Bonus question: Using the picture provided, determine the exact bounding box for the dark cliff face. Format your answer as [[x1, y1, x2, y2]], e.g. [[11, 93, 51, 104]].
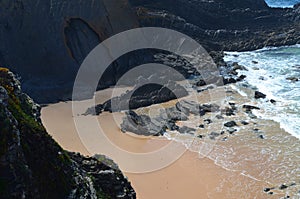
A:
[[0, 0, 299, 103], [0, 0, 139, 103], [130, 0, 300, 51], [0, 68, 136, 199]]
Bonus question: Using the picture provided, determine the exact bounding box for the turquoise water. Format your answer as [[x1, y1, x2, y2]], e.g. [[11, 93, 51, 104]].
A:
[[224, 45, 300, 139], [265, 0, 300, 7]]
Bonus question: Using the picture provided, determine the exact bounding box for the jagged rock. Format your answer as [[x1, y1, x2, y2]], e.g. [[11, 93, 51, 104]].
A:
[[91, 83, 188, 114], [242, 105, 260, 112], [258, 134, 265, 139], [164, 107, 188, 121], [279, 184, 289, 190], [199, 124, 205, 129], [241, 121, 249, 125], [0, 86, 8, 104], [221, 107, 236, 116], [227, 127, 237, 134], [0, 68, 136, 199], [255, 91, 266, 99], [224, 121, 237, 127], [178, 126, 195, 135]]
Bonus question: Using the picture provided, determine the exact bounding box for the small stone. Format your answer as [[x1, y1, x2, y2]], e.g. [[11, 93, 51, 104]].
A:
[[216, 115, 224, 120], [264, 188, 271, 192], [243, 105, 260, 111], [224, 121, 237, 127], [255, 91, 266, 99], [286, 76, 299, 82], [204, 119, 212, 124], [199, 124, 205, 128], [259, 135, 265, 139], [252, 61, 259, 64], [227, 128, 237, 134], [241, 121, 249, 125], [222, 137, 228, 141], [197, 135, 203, 138], [270, 99, 276, 104], [279, 184, 288, 190]]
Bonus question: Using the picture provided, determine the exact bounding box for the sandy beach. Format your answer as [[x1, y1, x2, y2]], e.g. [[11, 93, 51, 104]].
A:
[[41, 86, 300, 199]]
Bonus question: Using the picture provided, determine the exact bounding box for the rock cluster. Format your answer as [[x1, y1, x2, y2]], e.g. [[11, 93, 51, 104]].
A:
[[0, 68, 136, 199]]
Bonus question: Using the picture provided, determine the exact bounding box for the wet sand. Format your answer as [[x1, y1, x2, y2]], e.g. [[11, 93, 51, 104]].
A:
[[41, 86, 299, 199]]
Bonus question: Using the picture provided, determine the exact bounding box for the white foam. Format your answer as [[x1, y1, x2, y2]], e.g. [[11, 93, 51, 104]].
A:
[[225, 45, 300, 139]]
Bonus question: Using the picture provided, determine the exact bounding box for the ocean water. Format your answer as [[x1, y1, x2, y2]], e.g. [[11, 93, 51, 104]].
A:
[[265, 0, 300, 7], [224, 45, 300, 139]]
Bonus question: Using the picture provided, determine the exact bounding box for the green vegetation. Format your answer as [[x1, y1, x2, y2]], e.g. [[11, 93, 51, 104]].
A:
[[0, 68, 74, 198]]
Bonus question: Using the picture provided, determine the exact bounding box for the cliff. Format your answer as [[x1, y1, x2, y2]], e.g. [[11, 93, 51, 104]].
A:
[[0, 67, 136, 199], [130, 0, 300, 53], [0, 0, 139, 103], [0, 0, 299, 103]]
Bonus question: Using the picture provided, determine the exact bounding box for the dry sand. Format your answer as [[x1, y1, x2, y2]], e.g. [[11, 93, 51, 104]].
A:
[[41, 86, 293, 199]]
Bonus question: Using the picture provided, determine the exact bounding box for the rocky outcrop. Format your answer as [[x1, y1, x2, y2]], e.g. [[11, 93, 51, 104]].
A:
[[1, 0, 299, 104], [130, 0, 300, 52], [0, 0, 139, 103], [0, 68, 136, 199]]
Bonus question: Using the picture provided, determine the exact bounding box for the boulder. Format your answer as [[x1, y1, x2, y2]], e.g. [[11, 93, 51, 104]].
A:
[[224, 121, 237, 127], [254, 91, 266, 99]]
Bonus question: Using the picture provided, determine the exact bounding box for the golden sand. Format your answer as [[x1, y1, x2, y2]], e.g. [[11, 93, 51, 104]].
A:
[[41, 86, 299, 198]]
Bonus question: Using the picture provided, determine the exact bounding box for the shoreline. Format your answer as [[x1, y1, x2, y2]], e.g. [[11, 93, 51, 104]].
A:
[[41, 85, 300, 198]]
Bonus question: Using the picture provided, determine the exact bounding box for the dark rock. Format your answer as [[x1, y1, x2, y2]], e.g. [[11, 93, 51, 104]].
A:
[[227, 128, 237, 134], [199, 124, 205, 128], [264, 188, 271, 192], [0, 68, 136, 199], [216, 115, 224, 120], [196, 79, 207, 87], [224, 121, 237, 127], [203, 104, 220, 112], [252, 61, 259, 64], [286, 76, 299, 82], [232, 62, 248, 71], [221, 107, 236, 116], [165, 107, 189, 121], [242, 105, 260, 112], [176, 100, 201, 115], [178, 126, 195, 135], [270, 99, 276, 104], [237, 75, 247, 81], [241, 121, 249, 125], [255, 91, 266, 99], [197, 135, 203, 138], [279, 184, 288, 190], [258, 134, 265, 139], [90, 83, 188, 114]]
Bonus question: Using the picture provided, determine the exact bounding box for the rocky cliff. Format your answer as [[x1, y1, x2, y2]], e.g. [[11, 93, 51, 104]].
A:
[[0, 0, 139, 102], [0, 67, 136, 199], [0, 0, 299, 103], [130, 0, 300, 53]]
